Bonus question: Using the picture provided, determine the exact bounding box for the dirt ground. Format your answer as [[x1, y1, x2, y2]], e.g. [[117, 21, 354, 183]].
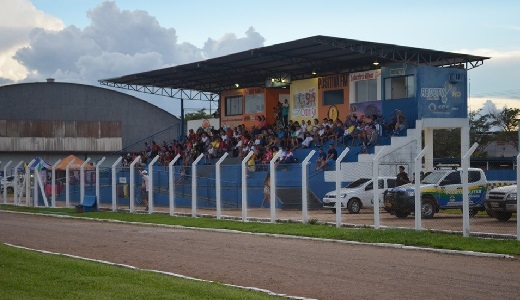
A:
[[2, 212, 520, 299]]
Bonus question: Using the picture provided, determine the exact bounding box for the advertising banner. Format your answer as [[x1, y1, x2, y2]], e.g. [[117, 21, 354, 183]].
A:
[[290, 78, 318, 123]]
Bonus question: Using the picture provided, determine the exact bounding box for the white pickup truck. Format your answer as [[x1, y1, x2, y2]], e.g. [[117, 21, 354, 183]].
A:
[[486, 185, 518, 221], [322, 177, 397, 213], [384, 166, 513, 219]]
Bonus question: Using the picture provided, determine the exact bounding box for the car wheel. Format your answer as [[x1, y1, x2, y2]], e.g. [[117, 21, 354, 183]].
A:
[[331, 208, 336, 214], [6, 187, 14, 194], [421, 199, 435, 219], [469, 208, 479, 217], [395, 211, 409, 218], [494, 212, 513, 222], [485, 208, 495, 217], [347, 199, 361, 214]]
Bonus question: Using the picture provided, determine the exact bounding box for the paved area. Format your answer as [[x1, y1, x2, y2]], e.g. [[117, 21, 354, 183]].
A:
[[2, 212, 520, 299]]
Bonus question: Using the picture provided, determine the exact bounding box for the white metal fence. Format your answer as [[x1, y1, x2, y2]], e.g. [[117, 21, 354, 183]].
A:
[[1, 149, 519, 240]]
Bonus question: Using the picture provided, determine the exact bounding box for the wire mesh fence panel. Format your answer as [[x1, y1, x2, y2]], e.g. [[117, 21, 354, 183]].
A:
[[470, 159, 517, 237], [96, 166, 112, 209], [379, 139, 417, 230]]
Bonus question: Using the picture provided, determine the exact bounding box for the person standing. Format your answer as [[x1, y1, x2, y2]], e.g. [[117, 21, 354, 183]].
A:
[[281, 99, 289, 127], [396, 165, 410, 186], [140, 170, 150, 211], [261, 173, 271, 208]]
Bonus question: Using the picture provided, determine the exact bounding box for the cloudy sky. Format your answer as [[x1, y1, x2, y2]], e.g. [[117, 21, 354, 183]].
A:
[[2, 0, 519, 116]]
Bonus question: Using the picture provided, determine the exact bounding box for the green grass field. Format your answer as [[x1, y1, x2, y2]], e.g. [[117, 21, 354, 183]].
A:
[[2, 205, 520, 299], [0, 244, 282, 299]]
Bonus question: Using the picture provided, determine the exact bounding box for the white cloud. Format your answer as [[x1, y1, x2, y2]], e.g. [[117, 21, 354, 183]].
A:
[[0, 0, 63, 81], [1, 1, 266, 116], [202, 27, 265, 58]]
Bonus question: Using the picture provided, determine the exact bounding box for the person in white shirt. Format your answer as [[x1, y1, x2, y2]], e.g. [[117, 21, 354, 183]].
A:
[[300, 132, 314, 148], [139, 170, 150, 211]]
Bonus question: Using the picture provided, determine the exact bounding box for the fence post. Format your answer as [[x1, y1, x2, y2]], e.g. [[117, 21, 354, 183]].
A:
[[373, 147, 386, 229], [26, 159, 35, 207], [414, 146, 429, 230], [148, 155, 160, 214], [95, 157, 106, 209], [80, 158, 91, 205], [51, 159, 61, 208], [335, 148, 350, 228], [517, 153, 520, 241], [3, 160, 12, 204], [191, 154, 204, 217], [169, 154, 181, 216], [111, 157, 122, 212], [301, 150, 316, 224], [269, 150, 282, 223], [129, 156, 141, 213], [241, 151, 254, 222], [215, 152, 229, 220], [65, 159, 75, 208], [462, 142, 478, 237], [13, 161, 23, 206]]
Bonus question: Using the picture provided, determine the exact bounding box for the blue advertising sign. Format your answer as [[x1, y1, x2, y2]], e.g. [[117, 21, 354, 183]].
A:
[[417, 66, 467, 118]]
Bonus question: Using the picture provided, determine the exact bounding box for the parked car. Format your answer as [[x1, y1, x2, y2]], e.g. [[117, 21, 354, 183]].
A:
[[1, 175, 25, 194], [384, 166, 512, 219], [322, 177, 397, 213], [485, 184, 518, 221]]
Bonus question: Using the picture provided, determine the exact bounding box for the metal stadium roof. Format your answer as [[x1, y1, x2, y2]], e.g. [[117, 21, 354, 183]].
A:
[[99, 35, 489, 99]]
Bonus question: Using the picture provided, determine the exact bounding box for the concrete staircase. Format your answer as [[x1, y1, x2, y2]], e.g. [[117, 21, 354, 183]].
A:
[[324, 128, 419, 182]]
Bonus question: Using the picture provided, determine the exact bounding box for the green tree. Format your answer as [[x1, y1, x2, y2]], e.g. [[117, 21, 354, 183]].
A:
[[491, 108, 520, 150], [468, 108, 495, 157], [183, 109, 213, 122], [432, 128, 461, 158]]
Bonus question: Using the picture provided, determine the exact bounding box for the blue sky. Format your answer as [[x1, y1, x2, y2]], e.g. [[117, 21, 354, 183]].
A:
[[3, 0, 520, 115]]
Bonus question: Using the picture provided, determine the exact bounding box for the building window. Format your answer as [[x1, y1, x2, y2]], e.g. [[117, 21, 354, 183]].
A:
[[225, 96, 243, 116], [323, 89, 344, 105], [244, 94, 264, 114], [385, 75, 415, 100], [353, 78, 377, 103]]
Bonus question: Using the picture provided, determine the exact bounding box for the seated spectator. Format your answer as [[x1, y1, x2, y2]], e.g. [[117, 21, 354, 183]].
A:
[[314, 126, 326, 147], [316, 144, 338, 171], [315, 148, 327, 167], [305, 119, 314, 133], [300, 132, 314, 148], [284, 148, 296, 163], [151, 140, 161, 158], [394, 110, 407, 133]]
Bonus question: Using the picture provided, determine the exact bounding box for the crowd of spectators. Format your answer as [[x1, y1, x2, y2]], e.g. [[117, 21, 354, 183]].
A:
[[122, 110, 406, 172]]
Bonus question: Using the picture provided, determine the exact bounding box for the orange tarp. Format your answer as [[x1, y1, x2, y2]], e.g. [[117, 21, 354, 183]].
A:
[[54, 155, 95, 171]]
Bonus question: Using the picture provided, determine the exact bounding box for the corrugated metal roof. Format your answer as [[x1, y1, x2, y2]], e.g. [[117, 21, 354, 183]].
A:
[[100, 35, 489, 95]]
